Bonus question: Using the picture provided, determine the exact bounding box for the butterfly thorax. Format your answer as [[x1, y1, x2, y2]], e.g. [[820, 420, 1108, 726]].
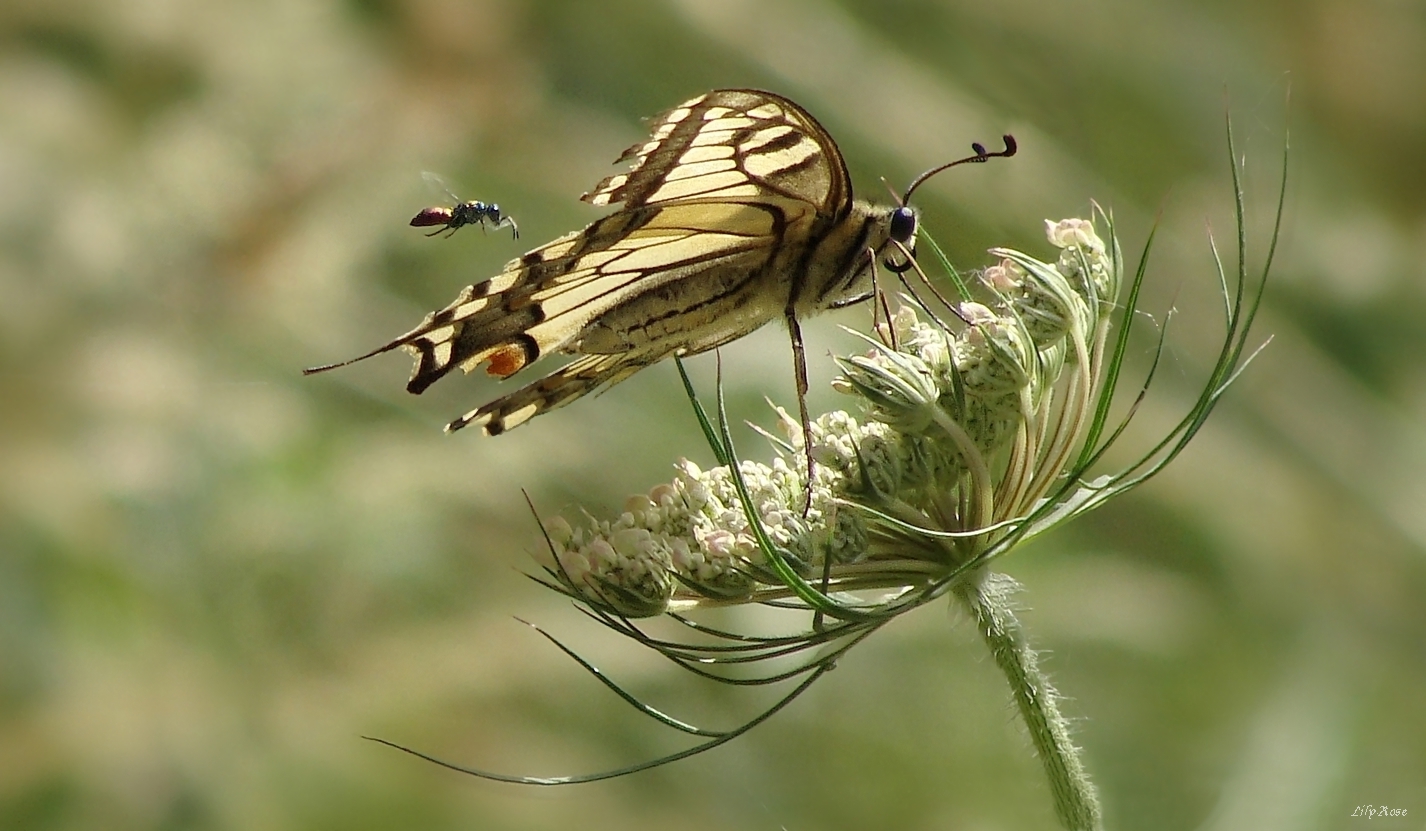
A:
[[792, 199, 916, 315]]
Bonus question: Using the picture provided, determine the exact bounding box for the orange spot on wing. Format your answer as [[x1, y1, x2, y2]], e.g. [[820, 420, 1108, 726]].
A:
[[485, 345, 528, 378]]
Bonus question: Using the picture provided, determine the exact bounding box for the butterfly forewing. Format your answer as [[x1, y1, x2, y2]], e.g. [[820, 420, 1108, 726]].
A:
[[583, 89, 850, 217], [306, 89, 912, 437]]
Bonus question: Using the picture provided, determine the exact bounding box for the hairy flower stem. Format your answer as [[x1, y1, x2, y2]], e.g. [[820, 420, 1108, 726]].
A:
[[956, 571, 1103, 831]]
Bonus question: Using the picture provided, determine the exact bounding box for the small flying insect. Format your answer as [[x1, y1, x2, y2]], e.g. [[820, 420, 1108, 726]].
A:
[[410, 172, 519, 239]]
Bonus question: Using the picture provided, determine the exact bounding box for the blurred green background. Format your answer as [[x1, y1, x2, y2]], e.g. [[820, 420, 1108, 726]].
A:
[[3, 0, 1424, 829]]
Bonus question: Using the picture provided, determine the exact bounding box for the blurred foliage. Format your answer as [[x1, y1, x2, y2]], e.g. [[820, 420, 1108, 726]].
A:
[[1, 0, 1423, 829]]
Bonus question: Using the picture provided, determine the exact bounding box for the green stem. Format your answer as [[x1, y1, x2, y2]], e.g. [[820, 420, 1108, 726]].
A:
[[955, 571, 1103, 831]]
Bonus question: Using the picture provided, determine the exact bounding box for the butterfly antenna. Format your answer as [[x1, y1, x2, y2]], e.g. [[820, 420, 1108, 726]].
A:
[[901, 135, 1017, 205], [879, 176, 904, 207]]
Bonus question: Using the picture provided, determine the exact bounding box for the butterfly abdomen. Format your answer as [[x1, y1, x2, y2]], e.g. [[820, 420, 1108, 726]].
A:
[[573, 259, 773, 355]]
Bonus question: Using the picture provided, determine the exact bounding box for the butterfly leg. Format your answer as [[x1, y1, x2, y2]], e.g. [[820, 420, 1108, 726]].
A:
[[786, 309, 838, 628], [865, 246, 900, 350], [784, 310, 818, 518]]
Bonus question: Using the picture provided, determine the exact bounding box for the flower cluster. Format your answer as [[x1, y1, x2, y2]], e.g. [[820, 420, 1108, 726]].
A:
[[539, 218, 1119, 617]]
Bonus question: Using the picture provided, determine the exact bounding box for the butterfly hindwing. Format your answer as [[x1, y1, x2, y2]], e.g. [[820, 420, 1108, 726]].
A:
[[339, 199, 798, 399], [448, 350, 661, 435]]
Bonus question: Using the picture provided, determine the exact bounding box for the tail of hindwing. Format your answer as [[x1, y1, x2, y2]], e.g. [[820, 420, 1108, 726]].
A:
[[447, 351, 657, 436]]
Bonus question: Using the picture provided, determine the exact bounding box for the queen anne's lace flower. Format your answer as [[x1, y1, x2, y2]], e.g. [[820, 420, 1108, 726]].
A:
[[542, 218, 1118, 616]]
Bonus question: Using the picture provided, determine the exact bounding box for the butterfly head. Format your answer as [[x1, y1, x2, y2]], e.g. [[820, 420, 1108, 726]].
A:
[[883, 205, 919, 273]]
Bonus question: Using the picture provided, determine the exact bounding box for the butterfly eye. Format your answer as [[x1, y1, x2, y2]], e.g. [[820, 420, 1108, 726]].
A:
[[889, 206, 917, 243], [882, 207, 918, 272]]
